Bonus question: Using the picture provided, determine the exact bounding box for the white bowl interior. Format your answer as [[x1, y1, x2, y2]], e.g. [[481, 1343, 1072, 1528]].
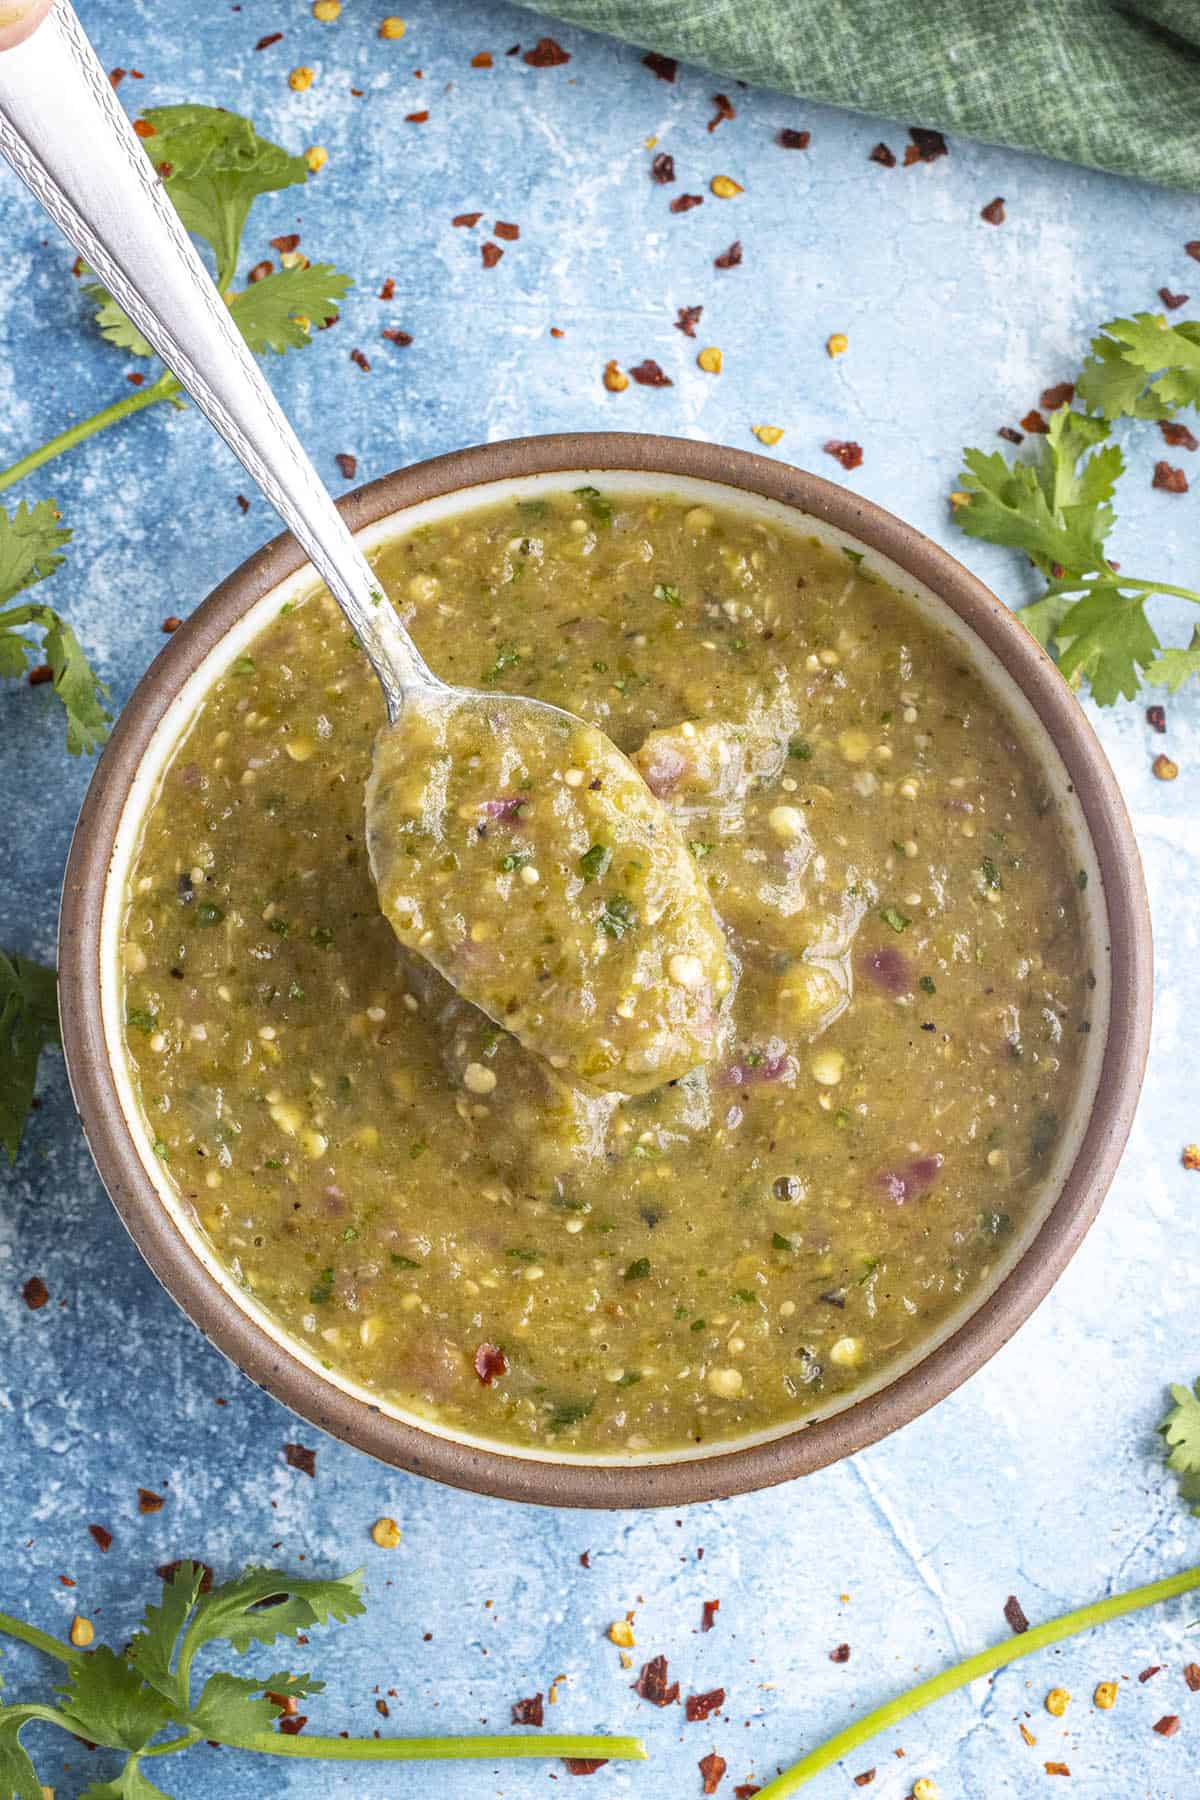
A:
[[101, 469, 1111, 1466]]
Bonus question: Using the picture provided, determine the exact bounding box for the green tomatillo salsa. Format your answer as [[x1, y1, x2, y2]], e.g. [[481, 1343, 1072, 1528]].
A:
[[119, 488, 1092, 1455]]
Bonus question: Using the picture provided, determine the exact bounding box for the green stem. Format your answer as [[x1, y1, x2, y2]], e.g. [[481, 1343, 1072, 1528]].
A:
[[0, 370, 180, 495], [216, 1732, 646, 1764], [755, 1564, 1200, 1797], [0, 1610, 82, 1668], [140, 1730, 203, 1759], [1043, 573, 1200, 605]]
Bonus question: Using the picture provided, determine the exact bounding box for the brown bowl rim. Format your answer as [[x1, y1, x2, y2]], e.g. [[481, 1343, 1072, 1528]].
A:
[[58, 431, 1152, 1508]]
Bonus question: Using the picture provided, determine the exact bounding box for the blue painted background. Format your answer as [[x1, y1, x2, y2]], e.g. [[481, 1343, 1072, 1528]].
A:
[[2, 3, 1199, 1796]]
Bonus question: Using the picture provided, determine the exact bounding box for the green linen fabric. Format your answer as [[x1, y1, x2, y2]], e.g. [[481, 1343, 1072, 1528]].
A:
[[521, 1, 1200, 190]]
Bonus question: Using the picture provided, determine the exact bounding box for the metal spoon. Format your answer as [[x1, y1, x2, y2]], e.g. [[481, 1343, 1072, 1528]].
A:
[[0, 1, 731, 1093]]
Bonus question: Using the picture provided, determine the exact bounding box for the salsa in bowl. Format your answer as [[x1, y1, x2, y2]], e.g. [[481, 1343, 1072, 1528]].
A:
[[58, 435, 1151, 1507]]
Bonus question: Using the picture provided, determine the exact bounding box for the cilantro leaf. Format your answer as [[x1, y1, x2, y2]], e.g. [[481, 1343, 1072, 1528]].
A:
[[956, 419, 1114, 577], [82, 283, 156, 359], [128, 1560, 206, 1707], [1, 601, 111, 755], [56, 1647, 173, 1750], [0, 498, 70, 603], [180, 1566, 365, 1662], [1053, 583, 1161, 705], [188, 1669, 322, 1741], [0, 1713, 43, 1800], [230, 265, 353, 354], [80, 1761, 174, 1800], [0, 950, 59, 1166], [1146, 627, 1200, 694], [1161, 1377, 1200, 1514], [1077, 314, 1200, 421]]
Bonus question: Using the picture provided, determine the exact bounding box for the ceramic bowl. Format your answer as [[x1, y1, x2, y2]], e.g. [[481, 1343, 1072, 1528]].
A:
[[58, 433, 1152, 1507]]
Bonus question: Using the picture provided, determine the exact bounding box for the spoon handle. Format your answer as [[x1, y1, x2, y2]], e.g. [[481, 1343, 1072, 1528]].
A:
[[0, 0, 437, 717]]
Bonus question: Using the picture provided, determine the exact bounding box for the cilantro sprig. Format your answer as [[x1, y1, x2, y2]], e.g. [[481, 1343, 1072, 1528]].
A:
[[0, 948, 59, 1166], [0, 1562, 643, 1796], [956, 313, 1200, 702], [0, 104, 352, 496], [0, 499, 109, 753]]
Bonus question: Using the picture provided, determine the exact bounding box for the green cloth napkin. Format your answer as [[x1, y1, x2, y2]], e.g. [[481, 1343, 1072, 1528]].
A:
[[522, 0, 1200, 190]]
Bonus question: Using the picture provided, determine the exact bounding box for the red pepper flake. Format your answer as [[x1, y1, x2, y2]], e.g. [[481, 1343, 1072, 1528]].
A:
[[375, 1698, 390, 1718], [829, 1643, 851, 1663], [267, 1690, 299, 1716], [633, 1655, 680, 1706], [1186, 242, 1200, 262], [671, 194, 704, 214], [1153, 460, 1188, 493], [1160, 288, 1189, 311], [714, 239, 742, 270], [512, 1693, 544, 1726], [675, 305, 703, 337], [1153, 1715, 1181, 1737], [494, 221, 520, 241], [28, 664, 52, 686], [271, 234, 301, 255], [335, 453, 358, 480], [905, 126, 948, 163], [1044, 1763, 1070, 1776], [701, 1598, 720, 1631], [453, 212, 483, 228], [505, 43, 520, 56], [472, 51, 494, 68], [1145, 703, 1166, 733], [852, 1776, 876, 1789], [735, 1789, 762, 1798], [283, 1442, 317, 1477], [21, 1276, 49, 1310], [474, 1343, 508, 1385], [700, 1752, 727, 1794], [1139, 1666, 1163, 1682], [127, 372, 146, 386], [1020, 409, 1049, 434], [405, 110, 430, 123], [651, 152, 676, 184], [132, 119, 156, 139], [255, 32, 283, 50], [1161, 420, 1199, 451], [278, 1715, 308, 1735], [579, 1551, 591, 1568], [156, 162, 174, 179], [162, 617, 182, 633], [642, 50, 677, 82], [708, 94, 736, 132], [481, 241, 504, 268], [524, 36, 570, 68], [564, 1761, 608, 1776], [1040, 381, 1075, 409], [248, 260, 273, 284], [1181, 1662, 1200, 1692], [378, 277, 396, 300], [138, 1489, 166, 1514], [59, 1576, 76, 1587], [109, 67, 126, 86], [382, 328, 413, 349], [236, 494, 250, 514], [1004, 1595, 1030, 1634], [157, 1559, 214, 1592], [350, 348, 371, 372], [550, 326, 564, 338], [824, 440, 863, 471], [130, 69, 144, 78], [777, 128, 810, 149], [631, 359, 673, 387], [998, 425, 1024, 444], [686, 1688, 725, 1722], [869, 142, 896, 167], [71, 255, 84, 277], [88, 1524, 113, 1552], [980, 196, 1006, 224]]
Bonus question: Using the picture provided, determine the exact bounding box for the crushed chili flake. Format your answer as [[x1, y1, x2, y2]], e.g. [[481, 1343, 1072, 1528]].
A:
[[734, 1788, 762, 1798], [474, 1342, 508, 1385], [350, 348, 371, 372], [162, 616, 182, 633], [453, 212, 483, 228], [471, 51, 494, 68], [675, 305, 703, 337], [1004, 1595, 1030, 1634], [126, 372, 146, 386], [686, 1688, 725, 1722], [824, 440, 863, 471], [271, 234, 301, 255], [701, 1598, 720, 1632], [708, 94, 736, 132], [405, 110, 430, 123], [671, 194, 704, 213], [564, 1760, 608, 1775], [494, 221, 520, 241], [505, 43, 520, 56], [524, 36, 570, 67], [633, 1655, 680, 1706], [852, 1776, 875, 1789], [1139, 1666, 1163, 1682], [1186, 241, 1200, 262], [1020, 409, 1049, 434], [1161, 420, 1199, 451], [1159, 288, 1189, 311], [1040, 381, 1075, 409], [278, 1715, 308, 1735], [255, 32, 283, 50], [998, 425, 1024, 444], [89, 1525, 113, 1552], [579, 1551, 591, 1568], [1019, 1723, 1037, 1746], [481, 241, 504, 268], [335, 453, 358, 480], [631, 359, 673, 387], [375, 1698, 390, 1718], [138, 1489, 166, 1514], [236, 494, 250, 513], [71, 255, 84, 276], [651, 151, 676, 184], [59, 1576, 76, 1587], [512, 1693, 545, 1726], [21, 1276, 49, 1310], [283, 1442, 317, 1477], [248, 260, 273, 284], [1153, 460, 1188, 493], [379, 277, 396, 299], [382, 328, 413, 347], [905, 126, 948, 163], [1044, 1762, 1070, 1776], [158, 1559, 214, 1591], [714, 240, 742, 269], [1184, 1662, 1200, 1691], [829, 1643, 851, 1663], [980, 196, 1006, 224], [1146, 703, 1166, 733], [28, 664, 52, 686], [700, 1752, 727, 1794], [268, 1690, 299, 1715], [777, 128, 811, 149], [109, 67, 126, 86], [132, 119, 156, 139], [550, 326, 564, 338], [1153, 1715, 1181, 1737], [869, 142, 896, 167], [643, 50, 677, 82]]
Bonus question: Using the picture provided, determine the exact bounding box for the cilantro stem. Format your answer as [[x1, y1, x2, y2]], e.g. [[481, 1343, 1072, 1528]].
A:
[[754, 1564, 1200, 1796], [215, 1731, 646, 1764], [1042, 573, 1200, 605], [0, 370, 180, 494], [0, 1609, 82, 1667]]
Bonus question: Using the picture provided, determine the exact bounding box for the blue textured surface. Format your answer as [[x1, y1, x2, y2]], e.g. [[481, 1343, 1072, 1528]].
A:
[[2, 4, 1199, 1797]]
